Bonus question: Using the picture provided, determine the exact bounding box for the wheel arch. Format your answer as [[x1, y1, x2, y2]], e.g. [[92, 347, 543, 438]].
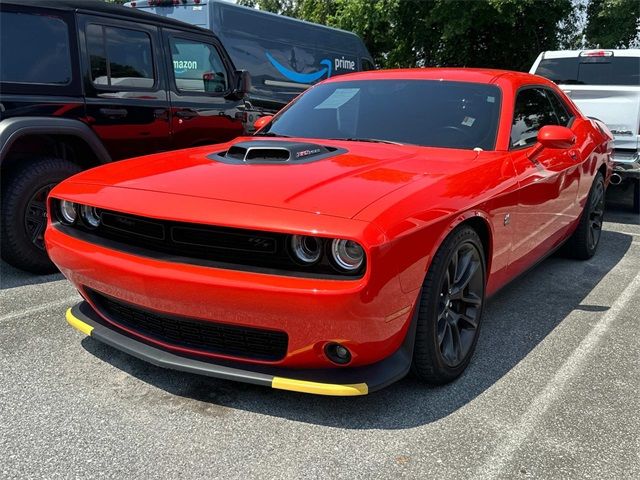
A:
[[0, 117, 111, 174], [396, 210, 494, 294]]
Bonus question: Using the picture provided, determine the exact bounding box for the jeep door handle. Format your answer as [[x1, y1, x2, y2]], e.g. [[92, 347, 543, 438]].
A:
[[175, 109, 198, 119], [99, 107, 128, 118]]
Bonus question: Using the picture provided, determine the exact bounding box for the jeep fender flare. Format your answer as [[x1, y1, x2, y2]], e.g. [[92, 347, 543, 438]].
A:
[[0, 117, 111, 165]]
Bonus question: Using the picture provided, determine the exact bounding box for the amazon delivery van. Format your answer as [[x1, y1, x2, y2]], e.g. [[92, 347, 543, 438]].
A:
[[126, 0, 374, 124]]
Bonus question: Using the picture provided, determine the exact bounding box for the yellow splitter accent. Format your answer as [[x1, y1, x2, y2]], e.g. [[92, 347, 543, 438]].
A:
[[66, 308, 94, 336], [271, 377, 368, 396], [65, 308, 368, 396]]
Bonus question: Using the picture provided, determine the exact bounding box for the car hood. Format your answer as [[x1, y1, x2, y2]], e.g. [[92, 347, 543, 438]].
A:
[[68, 137, 479, 219]]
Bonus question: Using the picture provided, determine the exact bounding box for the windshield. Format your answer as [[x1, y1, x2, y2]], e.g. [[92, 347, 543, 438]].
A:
[[259, 80, 502, 150]]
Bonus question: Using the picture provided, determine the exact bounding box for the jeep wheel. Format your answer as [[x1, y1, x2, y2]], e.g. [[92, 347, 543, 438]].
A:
[[1, 157, 81, 273]]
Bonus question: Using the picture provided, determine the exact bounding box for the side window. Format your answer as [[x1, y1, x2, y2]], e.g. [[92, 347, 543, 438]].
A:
[[169, 38, 228, 93], [86, 24, 155, 89], [0, 11, 72, 85], [510, 88, 559, 148], [546, 90, 572, 127]]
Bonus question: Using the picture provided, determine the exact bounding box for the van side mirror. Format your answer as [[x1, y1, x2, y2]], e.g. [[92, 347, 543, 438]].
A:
[[528, 125, 576, 161], [253, 115, 273, 131]]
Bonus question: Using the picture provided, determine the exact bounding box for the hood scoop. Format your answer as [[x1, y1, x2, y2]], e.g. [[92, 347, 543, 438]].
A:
[[210, 140, 346, 165]]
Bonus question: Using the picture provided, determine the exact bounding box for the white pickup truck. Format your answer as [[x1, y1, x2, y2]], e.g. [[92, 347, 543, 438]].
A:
[[531, 49, 640, 212]]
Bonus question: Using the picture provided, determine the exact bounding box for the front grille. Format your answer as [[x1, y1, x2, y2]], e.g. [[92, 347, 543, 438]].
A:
[[88, 289, 288, 361], [53, 205, 364, 279]]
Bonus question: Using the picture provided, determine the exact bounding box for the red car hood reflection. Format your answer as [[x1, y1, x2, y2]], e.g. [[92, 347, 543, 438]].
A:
[[68, 138, 479, 219]]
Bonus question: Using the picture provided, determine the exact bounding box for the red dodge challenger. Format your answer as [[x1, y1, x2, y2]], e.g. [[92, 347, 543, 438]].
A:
[[46, 69, 613, 396]]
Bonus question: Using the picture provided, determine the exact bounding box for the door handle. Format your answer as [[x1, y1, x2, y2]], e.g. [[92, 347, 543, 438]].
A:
[[153, 108, 169, 121], [175, 109, 198, 119], [99, 107, 128, 118]]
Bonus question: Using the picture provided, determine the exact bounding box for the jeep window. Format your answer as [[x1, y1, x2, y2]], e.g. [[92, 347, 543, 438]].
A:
[[169, 38, 228, 93], [0, 12, 71, 85], [260, 80, 502, 150], [536, 57, 640, 86], [511, 88, 561, 148], [87, 24, 155, 89]]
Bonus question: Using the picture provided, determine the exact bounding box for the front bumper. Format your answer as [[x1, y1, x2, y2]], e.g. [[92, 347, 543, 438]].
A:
[[67, 301, 416, 396], [47, 224, 415, 369]]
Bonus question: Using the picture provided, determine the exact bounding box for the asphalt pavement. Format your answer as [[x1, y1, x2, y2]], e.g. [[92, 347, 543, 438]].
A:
[[1, 186, 639, 479]]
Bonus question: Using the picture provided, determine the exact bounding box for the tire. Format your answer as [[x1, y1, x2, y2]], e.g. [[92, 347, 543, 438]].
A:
[[1, 157, 81, 273], [632, 179, 639, 215], [564, 172, 605, 260], [412, 226, 486, 384]]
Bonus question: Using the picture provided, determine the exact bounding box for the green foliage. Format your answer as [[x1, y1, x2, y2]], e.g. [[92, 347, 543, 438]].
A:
[[240, 0, 580, 71], [584, 0, 640, 48]]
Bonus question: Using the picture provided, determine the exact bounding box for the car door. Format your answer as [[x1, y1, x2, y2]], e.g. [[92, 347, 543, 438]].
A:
[[508, 87, 582, 275], [163, 30, 244, 148], [79, 15, 171, 160]]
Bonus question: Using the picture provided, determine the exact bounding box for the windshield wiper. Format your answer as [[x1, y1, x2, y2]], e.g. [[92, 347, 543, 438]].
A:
[[253, 131, 291, 138], [329, 137, 405, 145]]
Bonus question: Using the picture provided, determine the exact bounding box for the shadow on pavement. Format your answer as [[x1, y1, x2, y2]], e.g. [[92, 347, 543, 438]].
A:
[[605, 183, 639, 223], [0, 261, 63, 290], [81, 227, 633, 430]]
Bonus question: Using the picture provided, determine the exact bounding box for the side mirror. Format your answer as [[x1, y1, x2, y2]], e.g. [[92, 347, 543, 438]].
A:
[[235, 70, 251, 96], [528, 125, 576, 161], [253, 115, 273, 131], [537, 125, 576, 149], [225, 70, 251, 100]]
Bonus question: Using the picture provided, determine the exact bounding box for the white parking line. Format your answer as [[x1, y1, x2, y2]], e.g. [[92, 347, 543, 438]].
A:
[[475, 270, 640, 480], [0, 296, 79, 323]]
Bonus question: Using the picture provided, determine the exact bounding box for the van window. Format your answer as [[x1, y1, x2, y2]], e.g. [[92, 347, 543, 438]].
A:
[[0, 11, 72, 85], [169, 38, 228, 93], [361, 59, 375, 71], [87, 24, 155, 89], [536, 56, 640, 86]]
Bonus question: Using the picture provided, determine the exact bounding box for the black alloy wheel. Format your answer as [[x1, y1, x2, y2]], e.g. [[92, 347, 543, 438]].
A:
[[437, 242, 484, 367], [563, 172, 605, 260], [587, 178, 605, 251], [412, 226, 486, 384]]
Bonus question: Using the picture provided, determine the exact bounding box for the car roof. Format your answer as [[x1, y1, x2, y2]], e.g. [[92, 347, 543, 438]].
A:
[[540, 49, 640, 59], [323, 68, 552, 87], [3, 0, 211, 35]]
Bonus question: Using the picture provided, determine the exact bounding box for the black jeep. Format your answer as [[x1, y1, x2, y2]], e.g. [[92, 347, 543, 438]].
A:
[[1, 0, 249, 272]]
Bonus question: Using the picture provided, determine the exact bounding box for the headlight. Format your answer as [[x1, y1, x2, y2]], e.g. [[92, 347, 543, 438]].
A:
[[290, 235, 322, 264], [59, 200, 77, 224], [330, 239, 364, 271], [80, 205, 101, 228]]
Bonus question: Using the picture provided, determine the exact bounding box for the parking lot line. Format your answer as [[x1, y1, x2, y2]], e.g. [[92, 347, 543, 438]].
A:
[[0, 296, 79, 323], [475, 269, 640, 480]]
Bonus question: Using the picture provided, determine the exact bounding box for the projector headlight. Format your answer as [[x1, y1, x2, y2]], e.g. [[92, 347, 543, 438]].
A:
[[330, 239, 364, 271]]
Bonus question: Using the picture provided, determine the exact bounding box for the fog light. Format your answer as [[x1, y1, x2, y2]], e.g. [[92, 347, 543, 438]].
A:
[[290, 235, 322, 264], [80, 205, 101, 228], [59, 200, 77, 224], [324, 342, 352, 365], [330, 239, 364, 271]]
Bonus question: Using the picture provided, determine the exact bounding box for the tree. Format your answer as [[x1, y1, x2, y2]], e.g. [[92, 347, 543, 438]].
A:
[[240, 0, 576, 71], [584, 0, 640, 48]]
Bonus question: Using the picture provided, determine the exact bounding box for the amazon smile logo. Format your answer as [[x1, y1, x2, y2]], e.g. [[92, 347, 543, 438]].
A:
[[266, 52, 334, 84]]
